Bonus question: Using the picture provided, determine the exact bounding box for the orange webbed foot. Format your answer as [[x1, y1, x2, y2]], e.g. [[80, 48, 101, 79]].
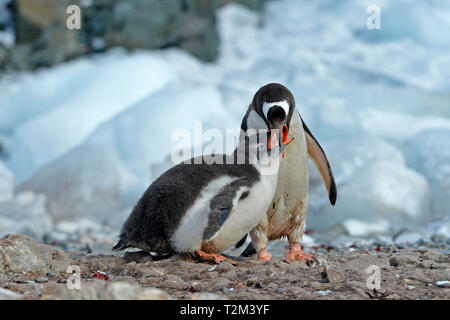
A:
[[285, 242, 314, 262], [257, 248, 272, 262], [195, 250, 236, 265]]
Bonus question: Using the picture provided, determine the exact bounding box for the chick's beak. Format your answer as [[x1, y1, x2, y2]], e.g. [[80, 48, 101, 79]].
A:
[[268, 125, 293, 150]]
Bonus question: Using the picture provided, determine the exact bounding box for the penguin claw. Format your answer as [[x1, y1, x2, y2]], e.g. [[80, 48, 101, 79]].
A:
[[285, 242, 315, 262], [195, 250, 236, 265], [257, 248, 272, 262]]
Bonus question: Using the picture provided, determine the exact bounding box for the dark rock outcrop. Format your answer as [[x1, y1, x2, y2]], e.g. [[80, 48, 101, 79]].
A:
[[1, 0, 270, 71]]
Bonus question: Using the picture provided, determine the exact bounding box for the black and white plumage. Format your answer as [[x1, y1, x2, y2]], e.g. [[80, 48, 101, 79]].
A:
[[113, 130, 289, 261], [238, 83, 337, 262]]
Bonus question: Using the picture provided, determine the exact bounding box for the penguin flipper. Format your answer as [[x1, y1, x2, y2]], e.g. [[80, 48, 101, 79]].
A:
[[202, 177, 252, 241], [112, 238, 128, 251], [235, 234, 248, 249], [300, 114, 337, 205]]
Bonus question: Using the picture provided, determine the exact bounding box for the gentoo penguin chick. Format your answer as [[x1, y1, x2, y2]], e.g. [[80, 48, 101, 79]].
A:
[[239, 83, 337, 262], [113, 129, 292, 264]]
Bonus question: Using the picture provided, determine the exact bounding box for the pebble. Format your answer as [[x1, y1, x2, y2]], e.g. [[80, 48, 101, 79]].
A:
[[389, 256, 400, 267], [315, 290, 332, 296], [35, 277, 48, 283], [320, 266, 345, 283], [221, 269, 237, 280], [436, 281, 450, 288], [386, 294, 401, 300], [215, 261, 234, 273]]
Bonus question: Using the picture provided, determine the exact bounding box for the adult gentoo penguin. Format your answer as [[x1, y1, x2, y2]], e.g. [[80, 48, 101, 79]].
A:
[[113, 129, 292, 263], [239, 83, 337, 262]]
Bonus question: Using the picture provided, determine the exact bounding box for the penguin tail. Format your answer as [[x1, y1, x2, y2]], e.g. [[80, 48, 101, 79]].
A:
[[240, 242, 257, 257], [235, 234, 248, 249], [112, 237, 128, 251]]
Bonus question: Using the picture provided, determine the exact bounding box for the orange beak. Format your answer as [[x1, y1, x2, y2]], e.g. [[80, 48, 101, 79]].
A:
[[282, 124, 293, 144], [268, 124, 293, 155], [267, 128, 277, 150]]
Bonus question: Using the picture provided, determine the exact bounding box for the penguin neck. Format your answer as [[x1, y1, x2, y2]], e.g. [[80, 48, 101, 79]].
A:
[[254, 149, 282, 178], [232, 140, 282, 174]]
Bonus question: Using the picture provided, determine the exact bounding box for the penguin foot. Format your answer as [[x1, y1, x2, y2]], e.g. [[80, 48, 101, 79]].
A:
[[257, 248, 272, 262], [195, 250, 236, 265], [285, 242, 314, 262]]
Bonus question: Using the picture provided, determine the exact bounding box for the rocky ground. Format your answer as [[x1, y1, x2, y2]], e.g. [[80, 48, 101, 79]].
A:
[[0, 234, 449, 300]]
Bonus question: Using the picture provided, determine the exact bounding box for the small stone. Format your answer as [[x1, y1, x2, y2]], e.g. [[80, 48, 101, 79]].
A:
[[35, 277, 48, 283], [190, 293, 227, 300], [221, 269, 237, 280], [389, 257, 400, 267], [321, 267, 345, 283], [212, 279, 231, 292], [316, 290, 332, 296], [436, 281, 450, 288], [265, 266, 278, 276], [245, 277, 259, 286], [205, 271, 218, 279], [123, 251, 153, 264], [55, 280, 171, 300], [215, 261, 233, 273], [0, 288, 22, 300], [276, 287, 285, 294]]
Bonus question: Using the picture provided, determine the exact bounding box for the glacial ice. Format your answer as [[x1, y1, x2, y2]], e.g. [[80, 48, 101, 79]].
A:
[[83, 82, 238, 180], [0, 191, 53, 241], [343, 219, 390, 238], [308, 161, 430, 232], [308, 135, 405, 211], [5, 49, 177, 184], [16, 82, 237, 225], [0, 160, 13, 202], [0, 0, 449, 241], [405, 129, 450, 220], [17, 145, 138, 226]]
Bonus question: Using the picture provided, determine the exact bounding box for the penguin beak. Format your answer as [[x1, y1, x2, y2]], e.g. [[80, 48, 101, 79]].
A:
[[267, 128, 281, 150], [268, 126, 293, 150], [266, 105, 291, 151]]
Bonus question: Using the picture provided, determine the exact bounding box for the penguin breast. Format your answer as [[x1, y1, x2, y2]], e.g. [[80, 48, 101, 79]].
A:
[[169, 175, 236, 253], [267, 111, 309, 239], [204, 173, 279, 253]]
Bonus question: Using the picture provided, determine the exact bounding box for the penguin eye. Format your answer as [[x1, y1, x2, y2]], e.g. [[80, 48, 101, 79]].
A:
[[257, 143, 265, 151]]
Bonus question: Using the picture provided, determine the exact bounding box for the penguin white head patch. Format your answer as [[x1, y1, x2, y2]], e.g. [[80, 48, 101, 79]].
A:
[[262, 100, 290, 120]]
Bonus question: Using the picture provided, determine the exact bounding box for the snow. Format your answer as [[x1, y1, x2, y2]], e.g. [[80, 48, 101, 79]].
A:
[[405, 129, 450, 220], [0, 160, 13, 201], [308, 161, 430, 232], [17, 145, 138, 226], [308, 135, 405, 212], [435, 222, 450, 238], [83, 82, 238, 181], [356, 109, 450, 144], [394, 232, 424, 246], [0, 0, 449, 240], [355, 1, 450, 48], [0, 30, 13, 48], [343, 219, 390, 237], [4, 49, 177, 184], [0, 191, 53, 241]]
